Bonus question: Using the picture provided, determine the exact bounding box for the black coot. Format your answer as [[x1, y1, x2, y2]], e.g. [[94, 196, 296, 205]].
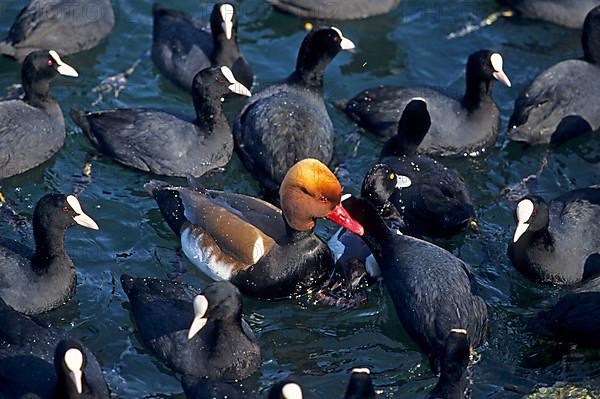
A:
[[0, 298, 109, 398], [427, 329, 471, 399], [0, 50, 78, 179], [498, 0, 600, 29], [508, 5, 600, 145], [344, 368, 376, 399], [267, 0, 400, 20], [343, 165, 488, 373], [381, 99, 476, 237], [0, 0, 114, 62], [337, 50, 511, 156], [120, 275, 261, 380], [234, 27, 355, 195], [508, 187, 600, 285], [152, 2, 253, 92], [71, 66, 250, 177], [528, 276, 600, 347], [0, 194, 99, 315]]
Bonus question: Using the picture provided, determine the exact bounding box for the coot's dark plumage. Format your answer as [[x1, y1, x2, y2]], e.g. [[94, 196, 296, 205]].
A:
[[267, 0, 400, 20], [182, 375, 252, 399], [0, 50, 78, 179], [528, 276, 600, 347], [344, 368, 376, 399], [234, 27, 355, 195], [0, 194, 99, 315], [0, 0, 115, 62], [120, 275, 261, 380], [152, 2, 253, 92], [499, 0, 600, 29], [337, 50, 511, 156], [0, 298, 109, 398], [507, 187, 600, 285], [145, 159, 363, 298], [428, 329, 470, 399], [70, 66, 250, 177], [508, 6, 600, 145], [381, 99, 476, 237], [343, 165, 488, 373]]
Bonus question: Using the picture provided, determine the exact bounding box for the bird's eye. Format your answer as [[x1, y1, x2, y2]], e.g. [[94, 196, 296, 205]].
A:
[[319, 195, 327, 203], [217, 78, 225, 84], [62, 206, 69, 213], [389, 173, 395, 180], [47, 59, 53, 66]]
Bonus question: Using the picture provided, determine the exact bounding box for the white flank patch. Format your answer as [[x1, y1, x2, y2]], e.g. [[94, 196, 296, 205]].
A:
[[182, 228, 232, 280], [252, 235, 266, 264]]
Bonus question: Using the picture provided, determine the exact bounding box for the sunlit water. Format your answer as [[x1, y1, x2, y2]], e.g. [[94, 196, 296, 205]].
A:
[[0, 0, 599, 397]]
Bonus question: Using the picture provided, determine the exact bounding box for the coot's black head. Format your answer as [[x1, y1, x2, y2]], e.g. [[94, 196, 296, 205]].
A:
[[441, 329, 470, 380], [512, 195, 549, 243], [382, 99, 431, 157], [21, 50, 78, 102], [361, 164, 397, 208], [53, 340, 89, 397], [193, 65, 251, 99], [267, 380, 303, 399], [34, 194, 99, 233], [293, 27, 355, 87], [466, 50, 511, 88], [582, 5, 600, 64], [187, 281, 243, 339], [344, 368, 376, 399], [210, 3, 238, 42]]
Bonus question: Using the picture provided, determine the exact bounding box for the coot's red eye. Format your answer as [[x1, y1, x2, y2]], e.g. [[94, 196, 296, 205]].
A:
[[62, 206, 69, 213], [48, 59, 53, 66], [216, 78, 225, 84]]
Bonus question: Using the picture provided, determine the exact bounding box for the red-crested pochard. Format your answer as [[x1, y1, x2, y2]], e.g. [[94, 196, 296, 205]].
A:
[[145, 158, 364, 298]]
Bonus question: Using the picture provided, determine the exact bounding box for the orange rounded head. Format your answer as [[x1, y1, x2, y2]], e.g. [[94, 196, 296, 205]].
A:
[[279, 159, 364, 235]]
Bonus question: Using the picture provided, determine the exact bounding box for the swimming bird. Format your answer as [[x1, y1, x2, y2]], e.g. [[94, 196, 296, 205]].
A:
[[0, 194, 98, 315], [508, 5, 600, 145], [0, 0, 115, 62], [380, 99, 476, 237], [145, 159, 364, 298], [267, 0, 400, 20], [337, 50, 511, 156], [344, 368, 376, 399], [498, 0, 600, 29], [0, 298, 109, 398], [342, 165, 488, 373], [121, 275, 261, 380], [71, 66, 250, 177], [508, 187, 600, 285], [152, 2, 253, 92], [234, 27, 355, 195], [0, 50, 78, 180], [528, 275, 600, 347], [428, 329, 471, 399]]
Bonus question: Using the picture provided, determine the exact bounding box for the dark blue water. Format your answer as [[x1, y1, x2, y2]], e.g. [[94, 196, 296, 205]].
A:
[[0, 0, 599, 397]]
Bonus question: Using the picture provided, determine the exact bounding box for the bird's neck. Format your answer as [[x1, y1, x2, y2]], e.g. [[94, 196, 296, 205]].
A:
[[462, 79, 492, 111], [23, 79, 53, 109], [32, 224, 68, 271]]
